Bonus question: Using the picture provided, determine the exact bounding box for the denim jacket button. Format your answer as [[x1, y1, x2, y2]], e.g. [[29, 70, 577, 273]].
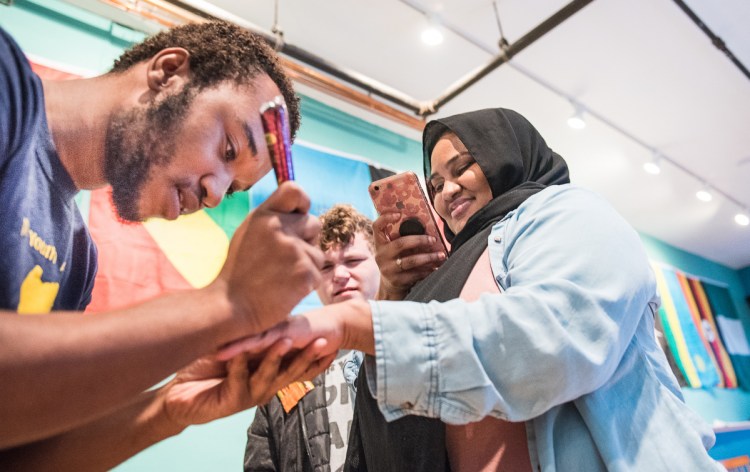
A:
[[493, 235, 502, 243], [401, 401, 414, 409]]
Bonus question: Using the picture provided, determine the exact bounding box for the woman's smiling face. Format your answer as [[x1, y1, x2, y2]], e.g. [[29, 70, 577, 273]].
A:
[[428, 132, 493, 235]]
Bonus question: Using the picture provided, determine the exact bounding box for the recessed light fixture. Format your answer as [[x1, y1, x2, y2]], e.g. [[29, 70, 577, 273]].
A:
[[567, 103, 586, 130], [735, 211, 749, 227], [421, 24, 443, 46], [644, 153, 662, 175], [695, 185, 713, 202]]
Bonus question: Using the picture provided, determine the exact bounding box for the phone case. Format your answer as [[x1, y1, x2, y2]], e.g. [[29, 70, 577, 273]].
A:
[[260, 96, 294, 184], [369, 171, 448, 256]]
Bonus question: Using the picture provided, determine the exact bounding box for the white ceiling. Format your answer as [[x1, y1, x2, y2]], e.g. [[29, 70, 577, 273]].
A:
[[188, 0, 750, 269]]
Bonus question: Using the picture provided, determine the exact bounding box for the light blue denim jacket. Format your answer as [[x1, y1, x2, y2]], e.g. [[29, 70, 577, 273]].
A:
[[365, 185, 721, 471]]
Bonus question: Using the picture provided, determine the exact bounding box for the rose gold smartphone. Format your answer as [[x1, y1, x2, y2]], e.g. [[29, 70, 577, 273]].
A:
[[368, 171, 448, 257]]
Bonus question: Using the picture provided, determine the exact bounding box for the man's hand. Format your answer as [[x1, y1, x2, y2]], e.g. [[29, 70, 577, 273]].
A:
[[160, 337, 334, 429], [215, 182, 324, 336], [373, 213, 444, 300]]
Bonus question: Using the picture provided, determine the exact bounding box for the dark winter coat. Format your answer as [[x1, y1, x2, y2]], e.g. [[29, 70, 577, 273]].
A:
[[245, 374, 331, 472]]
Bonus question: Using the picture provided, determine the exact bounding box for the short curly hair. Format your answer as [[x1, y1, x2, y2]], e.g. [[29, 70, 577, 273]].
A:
[[319, 204, 374, 252], [111, 21, 300, 139]]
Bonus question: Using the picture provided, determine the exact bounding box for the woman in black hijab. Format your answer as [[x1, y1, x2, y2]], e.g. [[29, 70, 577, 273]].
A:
[[346, 108, 718, 471], [346, 108, 571, 471], [375, 108, 569, 304], [233, 108, 720, 471]]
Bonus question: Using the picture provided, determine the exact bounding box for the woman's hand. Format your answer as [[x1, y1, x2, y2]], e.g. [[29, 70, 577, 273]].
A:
[[373, 213, 446, 300]]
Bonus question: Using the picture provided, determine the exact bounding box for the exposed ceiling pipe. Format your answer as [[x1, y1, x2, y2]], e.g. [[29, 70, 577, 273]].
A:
[[173, 0, 593, 118], [671, 0, 750, 81], [69, 0, 593, 121], [281, 59, 427, 131], [173, 0, 424, 114], [406, 0, 595, 115], [421, 0, 747, 212], [87, 0, 594, 123], [276, 42, 424, 113]]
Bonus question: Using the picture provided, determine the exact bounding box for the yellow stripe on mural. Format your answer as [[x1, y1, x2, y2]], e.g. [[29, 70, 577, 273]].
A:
[[651, 263, 701, 387], [144, 210, 229, 288], [691, 279, 738, 387], [677, 273, 723, 387]]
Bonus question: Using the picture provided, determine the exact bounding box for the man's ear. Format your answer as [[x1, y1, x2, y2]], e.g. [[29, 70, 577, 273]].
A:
[[146, 47, 190, 92]]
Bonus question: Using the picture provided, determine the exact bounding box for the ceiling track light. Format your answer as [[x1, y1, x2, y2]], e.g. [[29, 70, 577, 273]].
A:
[[735, 210, 749, 227], [404, 1, 749, 230], [695, 183, 713, 203], [644, 152, 662, 175], [567, 102, 586, 130], [421, 15, 444, 46], [421, 26, 444, 46]]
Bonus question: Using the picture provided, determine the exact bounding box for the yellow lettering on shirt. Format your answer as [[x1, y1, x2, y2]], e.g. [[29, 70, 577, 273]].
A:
[[18, 265, 59, 314], [19, 217, 59, 265], [20, 217, 30, 236]]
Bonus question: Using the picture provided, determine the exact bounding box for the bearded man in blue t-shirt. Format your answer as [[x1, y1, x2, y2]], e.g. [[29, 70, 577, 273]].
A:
[[0, 22, 332, 469]]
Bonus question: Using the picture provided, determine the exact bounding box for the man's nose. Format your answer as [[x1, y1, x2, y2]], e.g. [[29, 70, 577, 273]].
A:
[[200, 174, 233, 208]]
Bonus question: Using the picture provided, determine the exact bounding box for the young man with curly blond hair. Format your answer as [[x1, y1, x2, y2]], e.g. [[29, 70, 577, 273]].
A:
[[245, 204, 379, 472]]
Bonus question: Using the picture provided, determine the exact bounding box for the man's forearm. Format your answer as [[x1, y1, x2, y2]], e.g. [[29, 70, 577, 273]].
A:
[[0, 389, 181, 471], [0, 283, 235, 449]]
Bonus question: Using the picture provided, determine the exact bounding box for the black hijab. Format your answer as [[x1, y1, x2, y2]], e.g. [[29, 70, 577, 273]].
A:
[[406, 108, 570, 304], [347, 108, 570, 472], [424, 107, 570, 250]]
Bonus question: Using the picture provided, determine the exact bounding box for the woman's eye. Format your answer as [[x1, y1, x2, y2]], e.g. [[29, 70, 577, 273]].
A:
[[225, 139, 237, 162], [433, 182, 444, 193], [457, 163, 472, 175]]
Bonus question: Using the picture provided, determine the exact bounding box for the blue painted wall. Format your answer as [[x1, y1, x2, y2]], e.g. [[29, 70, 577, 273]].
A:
[[3, 0, 748, 469], [0, 0, 145, 74], [740, 266, 750, 296]]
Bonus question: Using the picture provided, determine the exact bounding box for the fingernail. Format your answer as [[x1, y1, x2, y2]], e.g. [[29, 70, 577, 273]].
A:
[[279, 338, 292, 353]]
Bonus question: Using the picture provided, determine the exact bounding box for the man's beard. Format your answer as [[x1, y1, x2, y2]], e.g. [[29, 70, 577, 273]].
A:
[[103, 87, 195, 222]]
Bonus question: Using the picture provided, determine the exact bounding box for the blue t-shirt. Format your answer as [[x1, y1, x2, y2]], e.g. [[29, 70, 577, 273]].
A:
[[0, 27, 97, 312]]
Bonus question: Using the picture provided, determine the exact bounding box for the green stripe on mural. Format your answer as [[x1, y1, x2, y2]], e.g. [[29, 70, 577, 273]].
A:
[[204, 193, 251, 239]]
